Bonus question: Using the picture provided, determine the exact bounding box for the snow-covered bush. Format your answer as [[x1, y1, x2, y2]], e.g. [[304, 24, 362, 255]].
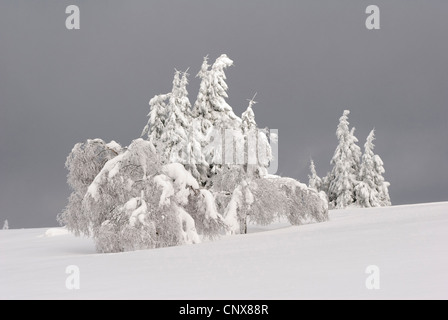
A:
[[64, 139, 225, 253], [224, 176, 329, 234], [59, 139, 122, 236], [3, 219, 9, 230], [81, 139, 170, 252]]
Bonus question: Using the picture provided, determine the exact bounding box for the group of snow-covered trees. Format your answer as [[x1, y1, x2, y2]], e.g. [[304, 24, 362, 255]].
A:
[[59, 54, 328, 253], [309, 110, 391, 209]]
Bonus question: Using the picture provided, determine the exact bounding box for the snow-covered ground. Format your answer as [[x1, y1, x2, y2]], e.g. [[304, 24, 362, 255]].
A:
[[1, 202, 447, 300]]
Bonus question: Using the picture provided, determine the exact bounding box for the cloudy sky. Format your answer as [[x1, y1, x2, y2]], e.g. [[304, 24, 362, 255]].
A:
[[1, 0, 447, 228]]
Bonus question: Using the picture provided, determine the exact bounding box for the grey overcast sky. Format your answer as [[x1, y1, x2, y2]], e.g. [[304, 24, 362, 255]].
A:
[[1, 1, 447, 228]]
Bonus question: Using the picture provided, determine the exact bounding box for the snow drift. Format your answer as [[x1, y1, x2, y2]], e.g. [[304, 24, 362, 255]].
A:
[[1, 202, 447, 299]]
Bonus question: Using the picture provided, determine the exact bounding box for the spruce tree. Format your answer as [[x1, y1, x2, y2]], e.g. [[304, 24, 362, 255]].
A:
[[355, 129, 391, 207], [141, 93, 170, 149], [241, 94, 257, 133], [193, 54, 239, 133], [308, 159, 322, 191], [193, 55, 213, 134], [159, 70, 190, 163], [179, 70, 208, 182], [328, 110, 361, 209], [193, 55, 241, 179]]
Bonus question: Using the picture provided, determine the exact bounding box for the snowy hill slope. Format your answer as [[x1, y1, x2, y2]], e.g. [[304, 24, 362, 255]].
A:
[[1, 202, 447, 299]]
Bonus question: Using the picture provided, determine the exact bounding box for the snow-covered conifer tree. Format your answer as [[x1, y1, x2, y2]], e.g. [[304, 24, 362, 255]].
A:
[[193, 54, 242, 180], [3, 219, 9, 230], [241, 95, 257, 133], [308, 159, 322, 191], [241, 94, 258, 177], [159, 70, 190, 164], [141, 93, 170, 149], [193, 54, 239, 131], [208, 54, 240, 129], [356, 129, 391, 207], [178, 69, 192, 117], [320, 172, 331, 196], [240, 94, 272, 178], [179, 70, 208, 183], [374, 154, 391, 206], [328, 110, 361, 209], [349, 127, 362, 174], [193, 55, 213, 134]]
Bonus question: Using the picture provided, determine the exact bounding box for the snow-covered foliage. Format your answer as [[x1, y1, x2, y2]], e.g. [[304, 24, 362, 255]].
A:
[[179, 71, 208, 183], [159, 70, 190, 164], [355, 129, 391, 207], [327, 110, 361, 209], [308, 159, 322, 191], [82, 139, 169, 252], [264, 176, 328, 226], [311, 111, 391, 210], [224, 176, 328, 235], [61, 54, 330, 253], [2, 219, 8, 230], [241, 95, 257, 133], [59, 139, 122, 236], [240, 95, 272, 178], [62, 138, 225, 252], [141, 93, 170, 148], [192, 54, 242, 179], [195, 54, 239, 130]]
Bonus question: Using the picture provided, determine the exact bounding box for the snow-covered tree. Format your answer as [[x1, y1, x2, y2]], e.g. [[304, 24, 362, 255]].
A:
[[193, 55, 242, 179], [241, 94, 257, 133], [240, 94, 272, 178], [276, 177, 328, 226], [193, 55, 213, 133], [320, 172, 331, 196], [141, 93, 170, 148], [327, 110, 361, 209], [158, 70, 190, 164], [308, 158, 323, 191], [3, 219, 9, 230], [208, 54, 240, 129], [356, 129, 391, 207], [178, 70, 192, 117], [374, 155, 391, 206], [179, 70, 208, 183], [224, 176, 328, 234], [193, 54, 239, 132], [80, 139, 185, 252], [72, 138, 226, 253], [59, 139, 122, 236], [349, 127, 362, 173]]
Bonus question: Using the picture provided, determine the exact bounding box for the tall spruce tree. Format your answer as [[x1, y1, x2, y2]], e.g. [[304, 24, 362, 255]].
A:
[[159, 70, 190, 163], [179, 70, 208, 182], [328, 110, 361, 209], [355, 129, 391, 207]]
